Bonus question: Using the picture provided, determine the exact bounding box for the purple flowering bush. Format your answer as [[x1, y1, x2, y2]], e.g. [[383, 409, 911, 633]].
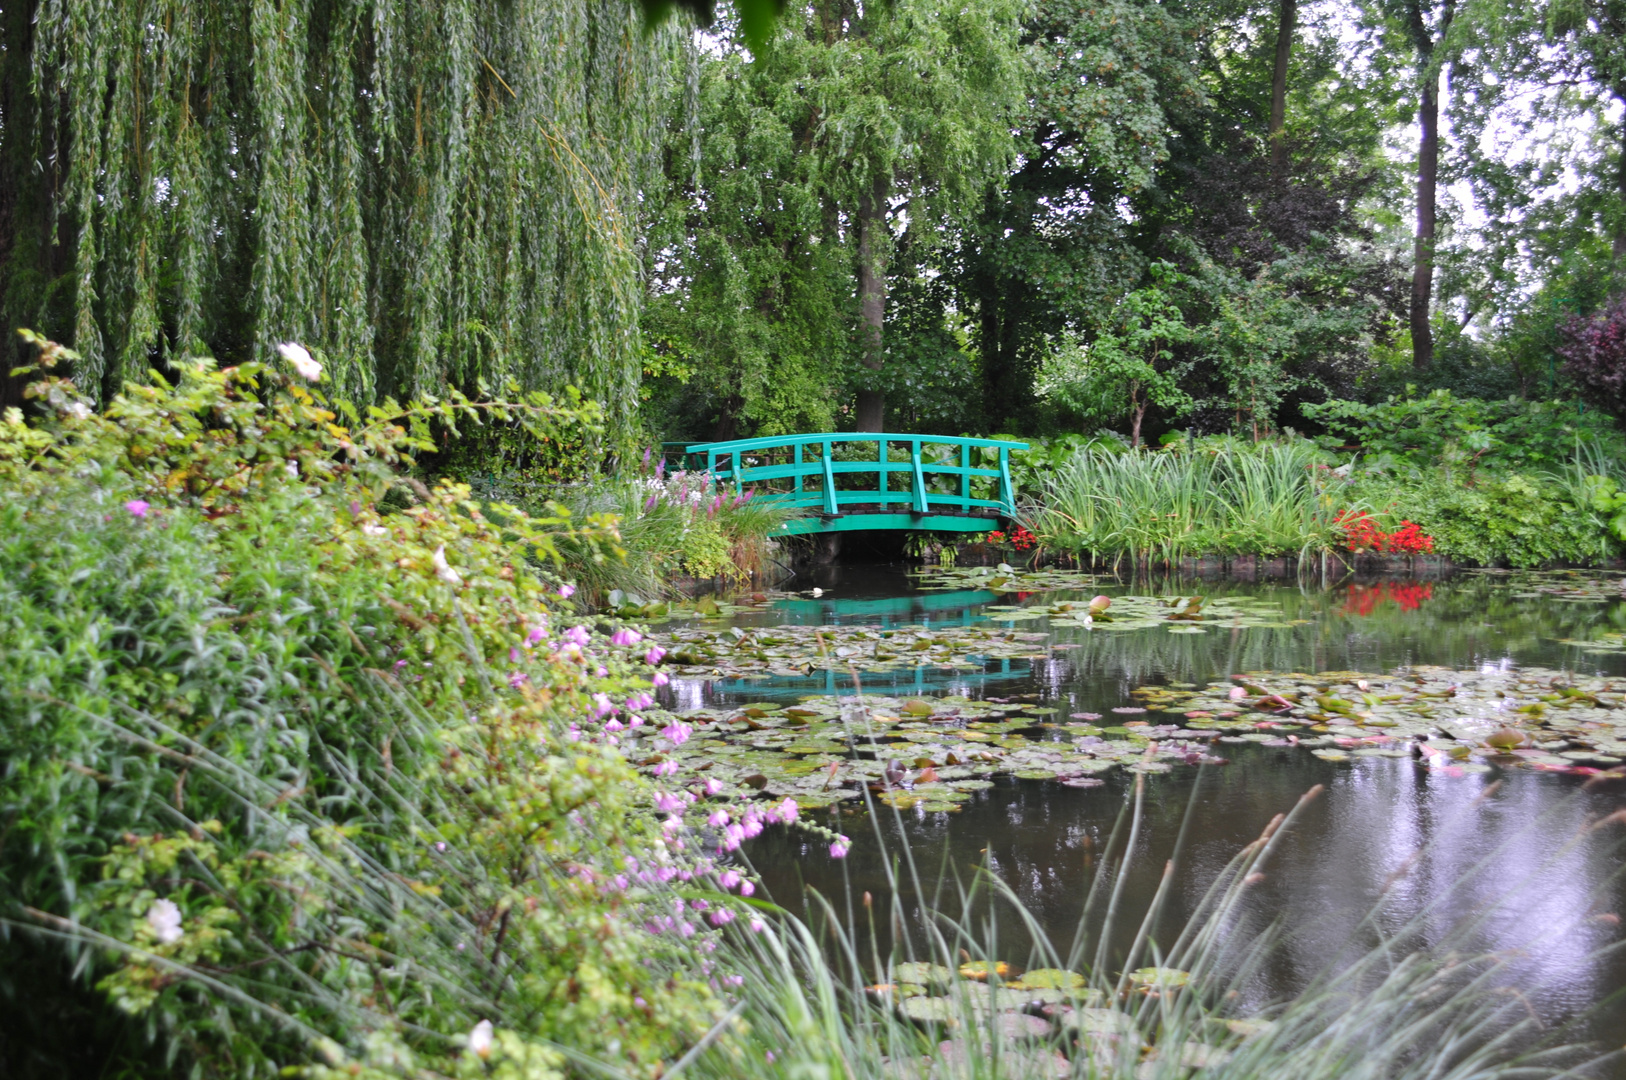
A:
[[0, 337, 783, 1079]]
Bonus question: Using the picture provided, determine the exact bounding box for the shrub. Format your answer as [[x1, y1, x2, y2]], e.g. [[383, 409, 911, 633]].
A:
[[1558, 292, 1626, 419], [0, 340, 749, 1077]]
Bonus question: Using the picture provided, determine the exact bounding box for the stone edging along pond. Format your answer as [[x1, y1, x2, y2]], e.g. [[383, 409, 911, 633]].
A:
[[617, 567, 1626, 811]]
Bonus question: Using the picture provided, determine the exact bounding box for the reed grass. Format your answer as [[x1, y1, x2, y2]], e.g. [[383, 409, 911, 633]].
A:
[[1021, 442, 1349, 567]]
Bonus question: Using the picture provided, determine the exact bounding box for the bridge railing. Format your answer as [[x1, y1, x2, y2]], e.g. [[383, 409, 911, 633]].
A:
[[674, 433, 1029, 519]]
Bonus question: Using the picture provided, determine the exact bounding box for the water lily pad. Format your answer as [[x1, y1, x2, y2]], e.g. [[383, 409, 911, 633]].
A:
[[900, 996, 958, 1024], [895, 962, 954, 988], [1011, 968, 1085, 991], [958, 960, 1010, 982]]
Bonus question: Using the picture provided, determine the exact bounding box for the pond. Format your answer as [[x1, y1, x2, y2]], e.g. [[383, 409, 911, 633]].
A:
[[648, 564, 1626, 1063]]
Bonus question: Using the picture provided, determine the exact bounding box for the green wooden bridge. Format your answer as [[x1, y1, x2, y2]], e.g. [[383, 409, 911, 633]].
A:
[[670, 433, 1028, 537]]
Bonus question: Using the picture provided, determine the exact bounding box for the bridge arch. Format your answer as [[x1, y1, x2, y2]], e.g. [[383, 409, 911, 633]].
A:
[[668, 433, 1028, 536]]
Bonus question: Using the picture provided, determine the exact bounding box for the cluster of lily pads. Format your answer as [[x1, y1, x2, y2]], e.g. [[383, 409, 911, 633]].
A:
[[866, 960, 1256, 1077]]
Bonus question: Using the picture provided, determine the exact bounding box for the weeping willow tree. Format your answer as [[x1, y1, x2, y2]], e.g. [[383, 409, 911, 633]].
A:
[[0, 0, 677, 435]]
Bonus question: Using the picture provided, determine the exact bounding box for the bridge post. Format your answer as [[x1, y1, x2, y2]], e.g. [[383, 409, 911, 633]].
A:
[[960, 443, 971, 504], [821, 441, 837, 515], [910, 439, 928, 513], [998, 447, 1016, 514], [878, 437, 887, 503]]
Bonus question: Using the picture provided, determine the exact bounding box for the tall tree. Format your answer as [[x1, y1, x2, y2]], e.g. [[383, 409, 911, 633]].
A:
[[1393, 0, 1458, 370], [650, 0, 1024, 436], [0, 0, 675, 436], [1269, 0, 1298, 177], [964, 0, 1203, 432]]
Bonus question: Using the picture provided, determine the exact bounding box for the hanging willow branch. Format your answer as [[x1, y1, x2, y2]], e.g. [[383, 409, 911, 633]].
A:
[[0, 0, 676, 440]]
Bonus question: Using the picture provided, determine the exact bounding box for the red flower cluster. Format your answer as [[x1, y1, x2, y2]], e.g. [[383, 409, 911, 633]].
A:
[[987, 526, 1036, 551], [1335, 510, 1435, 554]]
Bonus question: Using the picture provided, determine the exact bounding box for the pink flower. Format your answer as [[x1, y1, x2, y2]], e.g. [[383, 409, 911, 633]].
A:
[[645, 494, 659, 512], [710, 909, 736, 926], [510, 648, 522, 662], [655, 792, 687, 814], [829, 837, 850, 859], [604, 718, 624, 732], [645, 646, 667, 665], [661, 721, 693, 746], [778, 798, 799, 824], [749, 918, 766, 934], [739, 880, 755, 897], [125, 500, 150, 518], [527, 626, 547, 646], [741, 813, 764, 839], [707, 810, 731, 828], [662, 815, 684, 832], [610, 629, 643, 646], [654, 760, 679, 777], [703, 777, 725, 796], [718, 869, 741, 889], [558, 583, 576, 598], [722, 823, 746, 851], [565, 625, 591, 647], [592, 693, 613, 716], [508, 671, 528, 689], [627, 692, 654, 711], [652, 671, 671, 687]]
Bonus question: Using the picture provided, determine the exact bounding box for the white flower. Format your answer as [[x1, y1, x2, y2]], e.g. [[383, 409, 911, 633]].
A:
[[432, 545, 463, 586], [362, 524, 388, 537], [286, 460, 300, 478], [146, 899, 183, 944], [277, 341, 323, 381], [468, 1019, 494, 1058], [64, 401, 92, 420]]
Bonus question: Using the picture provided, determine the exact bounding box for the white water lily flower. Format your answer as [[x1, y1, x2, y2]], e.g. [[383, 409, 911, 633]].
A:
[[468, 1020, 494, 1058], [276, 341, 323, 381], [432, 545, 463, 586], [147, 898, 183, 944]]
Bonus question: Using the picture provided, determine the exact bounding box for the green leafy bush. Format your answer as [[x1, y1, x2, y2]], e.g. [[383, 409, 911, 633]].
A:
[[0, 342, 729, 1078], [1303, 390, 1623, 474], [1350, 471, 1619, 568]]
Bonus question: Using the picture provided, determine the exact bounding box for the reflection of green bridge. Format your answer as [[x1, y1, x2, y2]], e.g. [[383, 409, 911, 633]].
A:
[[774, 589, 999, 626], [711, 657, 1035, 703], [675, 433, 1028, 536]]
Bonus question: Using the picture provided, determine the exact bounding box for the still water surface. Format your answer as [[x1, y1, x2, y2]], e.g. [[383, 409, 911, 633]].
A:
[[676, 565, 1626, 1059]]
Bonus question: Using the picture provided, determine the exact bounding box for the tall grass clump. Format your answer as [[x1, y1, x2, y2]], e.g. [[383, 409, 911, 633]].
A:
[[1022, 440, 1346, 566]]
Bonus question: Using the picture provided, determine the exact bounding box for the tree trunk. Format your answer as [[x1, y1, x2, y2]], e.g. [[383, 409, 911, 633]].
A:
[[855, 173, 889, 432], [1411, 63, 1440, 370], [1130, 386, 1145, 449], [1615, 84, 1626, 265], [1269, 0, 1296, 178]]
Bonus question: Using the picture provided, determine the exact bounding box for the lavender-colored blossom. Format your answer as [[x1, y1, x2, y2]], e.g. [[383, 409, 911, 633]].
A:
[[718, 869, 741, 890], [125, 499, 150, 518], [710, 909, 736, 926], [702, 777, 724, 796], [749, 918, 766, 934], [627, 692, 654, 711], [654, 760, 679, 777], [660, 721, 693, 746], [644, 646, 667, 665], [829, 835, 851, 859], [654, 792, 687, 814], [645, 494, 659, 512], [510, 647, 522, 663], [707, 809, 731, 828], [778, 798, 799, 823], [508, 671, 528, 689], [662, 815, 684, 832], [652, 671, 671, 687], [741, 813, 764, 840], [527, 625, 547, 646], [604, 718, 624, 732], [558, 583, 576, 599], [739, 880, 755, 897], [564, 625, 591, 647], [592, 692, 613, 716], [610, 628, 643, 646]]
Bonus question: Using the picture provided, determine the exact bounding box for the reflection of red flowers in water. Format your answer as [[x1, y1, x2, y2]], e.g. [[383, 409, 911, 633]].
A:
[[1342, 582, 1434, 616]]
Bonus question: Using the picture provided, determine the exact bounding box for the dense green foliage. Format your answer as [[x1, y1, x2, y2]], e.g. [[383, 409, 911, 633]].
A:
[[0, 345, 740, 1077], [0, 0, 673, 441]]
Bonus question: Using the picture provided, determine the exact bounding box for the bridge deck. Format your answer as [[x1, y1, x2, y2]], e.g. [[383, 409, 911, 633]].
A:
[[671, 432, 1028, 536]]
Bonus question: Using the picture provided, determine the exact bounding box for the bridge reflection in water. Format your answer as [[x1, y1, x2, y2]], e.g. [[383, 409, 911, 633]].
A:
[[674, 586, 1037, 705]]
